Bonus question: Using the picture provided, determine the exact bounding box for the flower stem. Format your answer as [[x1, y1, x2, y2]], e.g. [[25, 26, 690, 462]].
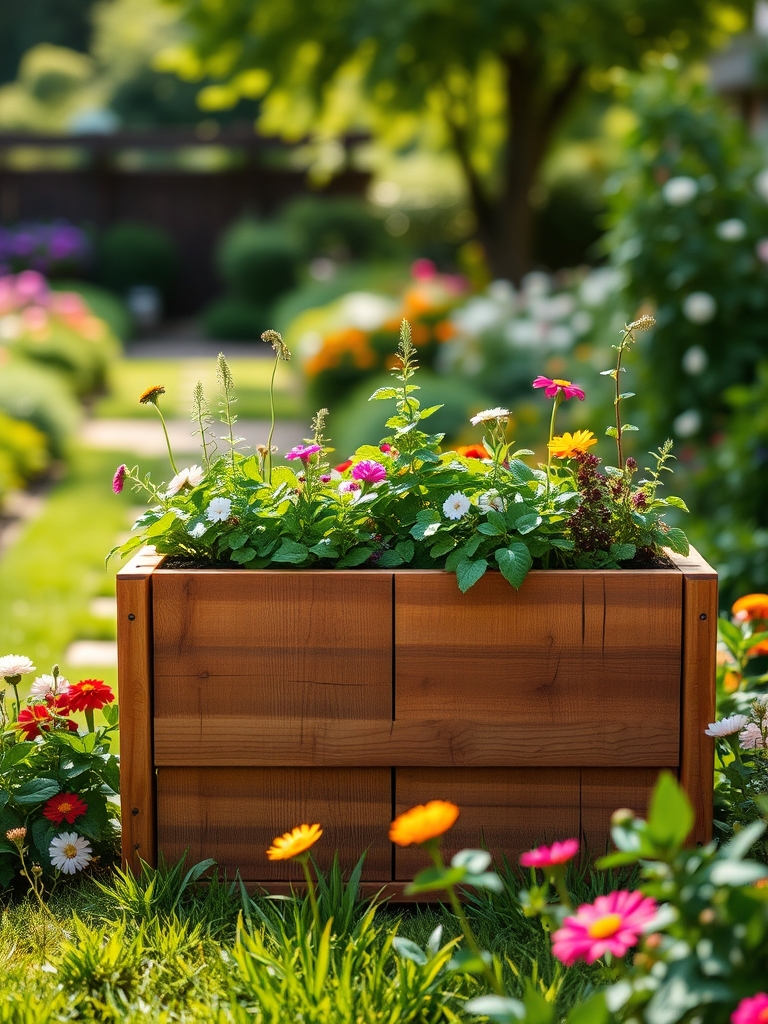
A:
[[613, 327, 632, 470], [299, 853, 321, 935], [153, 405, 178, 475], [426, 840, 504, 996], [546, 394, 561, 504], [10, 681, 20, 722], [265, 355, 278, 486], [85, 708, 95, 734]]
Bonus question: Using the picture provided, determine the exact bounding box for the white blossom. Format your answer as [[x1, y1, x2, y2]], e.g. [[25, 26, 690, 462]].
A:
[[49, 833, 92, 874], [662, 176, 699, 206], [672, 409, 702, 438], [682, 346, 708, 376], [470, 407, 510, 426], [715, 218, 747, 241], [704, 714, 749, 737], [30, 674, 69, 698], [188, 523, 207, 539], [443, 492, 471, 521], [0, 655, 35, 678], [682, 292, 717, 325], [206, 497, 232, 523], [166, 465, 205, 496]]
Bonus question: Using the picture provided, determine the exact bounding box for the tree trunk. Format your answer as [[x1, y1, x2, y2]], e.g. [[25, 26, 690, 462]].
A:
[[464, 56, 586, 283]]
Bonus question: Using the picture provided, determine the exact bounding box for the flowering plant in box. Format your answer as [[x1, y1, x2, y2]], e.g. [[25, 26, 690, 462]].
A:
[[111, 315, 688, 590], [0, 655, 120, 893]]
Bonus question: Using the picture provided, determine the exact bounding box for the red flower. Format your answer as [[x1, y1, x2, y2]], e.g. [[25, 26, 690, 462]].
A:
[[63, 679, 114, 713], [334, 459, 353, 473], [43, 792, 88, 825], [16, 704, 52, 739], [455, 444, 488, 460]]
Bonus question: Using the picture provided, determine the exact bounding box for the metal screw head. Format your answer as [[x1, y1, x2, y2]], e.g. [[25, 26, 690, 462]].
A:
[[699, 613, 707, 620], [132, 808, 139, 816], [128, 613, 135, 621]]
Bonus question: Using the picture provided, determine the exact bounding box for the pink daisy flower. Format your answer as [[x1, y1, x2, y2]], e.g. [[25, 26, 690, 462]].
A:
[[732, 994, 768, 1024], [552, 890, 658, 966], [351, 460, 387, 483], [532, 376, 586, 401], [520, 838, 579, 869], [285, 444, 322, 463]]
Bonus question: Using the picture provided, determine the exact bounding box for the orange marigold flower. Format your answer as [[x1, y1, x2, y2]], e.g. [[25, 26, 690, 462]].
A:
[[748, 640, 768, 658], [455, 444, 488, 460], [548, 430, 598, 459], [732, 594, 768, 622], [389, 800, 460, 846], [723, 670, 743, 693], [434, 319, 456, 342], [266, 823, 322, 861], [138, 384, 165, 405]]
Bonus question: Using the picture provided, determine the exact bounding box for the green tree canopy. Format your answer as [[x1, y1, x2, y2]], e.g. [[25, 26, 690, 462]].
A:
[[165, 0, 751, 278]]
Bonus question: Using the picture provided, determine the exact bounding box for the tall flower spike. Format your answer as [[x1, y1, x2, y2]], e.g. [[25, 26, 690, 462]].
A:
[[261, 329, 291, 361], [192, 381, 217, 469]]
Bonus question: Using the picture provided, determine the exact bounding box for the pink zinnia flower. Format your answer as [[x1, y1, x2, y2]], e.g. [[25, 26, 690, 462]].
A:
[[351, 460, 386, 483], [112, 464, 127, 494], [286, 444, 322, 463], [552, 890, 658, 966], [732, 994, 768, 1024], [532, 376, 585, 401], [520, 838, 579, 869]]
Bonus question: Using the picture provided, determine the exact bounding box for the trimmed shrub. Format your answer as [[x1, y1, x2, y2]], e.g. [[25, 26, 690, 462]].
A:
[[97, 222, 178, 297], [215, 220, 300, 305], [201, 297, 268, 341]]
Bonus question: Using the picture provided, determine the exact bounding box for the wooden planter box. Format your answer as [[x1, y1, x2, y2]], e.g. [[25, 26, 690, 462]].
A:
[[117, 547, 716, 896]]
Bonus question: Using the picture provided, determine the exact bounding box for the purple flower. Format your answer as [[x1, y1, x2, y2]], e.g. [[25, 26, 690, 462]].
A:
[[286, 444, 322, 463], [320, 474, 332, 483], [351, 460, 386, 483], [112, 464, 127, 494]]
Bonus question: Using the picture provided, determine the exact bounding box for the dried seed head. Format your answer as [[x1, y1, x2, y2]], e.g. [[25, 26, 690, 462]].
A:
[[261, 329, 291, 361], [6, 827, 26, 849], [627, 314, 656, 332], [255, 444, 278, 457], [138, 384, 165, 406]]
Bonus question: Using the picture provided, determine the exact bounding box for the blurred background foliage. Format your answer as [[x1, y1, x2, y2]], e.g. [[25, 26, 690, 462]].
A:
[[3, 0, 768, 614]]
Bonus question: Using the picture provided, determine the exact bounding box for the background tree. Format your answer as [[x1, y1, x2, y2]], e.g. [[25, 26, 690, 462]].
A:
[[164, 0, 751, 280]]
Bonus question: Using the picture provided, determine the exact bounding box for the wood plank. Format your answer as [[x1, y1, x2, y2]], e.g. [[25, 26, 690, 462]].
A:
[[116, 567, 156, 870], [393, 768, 580, 880], [155, 767, 392, 881], [153, 571, 393, 721], [674, 548, 717, 844], [394, 572, 682, 753], [581, 768, 671, 857], [153, 714, 679, 766]]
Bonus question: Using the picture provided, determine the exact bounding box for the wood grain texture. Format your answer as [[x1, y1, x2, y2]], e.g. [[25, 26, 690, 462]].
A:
[[153, 715, 679, 767], [116, 561, 156, 869], [671, 547, 717, 844], [394, 768, 580, 880], [153, 571, 393, 722], [156, 767, 392, 881], [581, 768, 671, 857], [394, 571, 683, 762]]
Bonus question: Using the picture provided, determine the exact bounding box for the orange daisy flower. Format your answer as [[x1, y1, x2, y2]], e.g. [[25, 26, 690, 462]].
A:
[[266, 823, 323, 861], [138, 384, 165, 405], [548, 430, 598, 459], [732, 594, 768, 622], [389, 800, 460, 846]]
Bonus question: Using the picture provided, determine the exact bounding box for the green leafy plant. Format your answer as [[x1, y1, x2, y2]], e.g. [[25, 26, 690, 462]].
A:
[[112, 317, 688, 589]]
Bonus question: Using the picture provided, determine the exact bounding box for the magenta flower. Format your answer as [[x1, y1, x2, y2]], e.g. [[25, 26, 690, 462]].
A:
[[532, 376, 585, 401], [112, 464, 127, 494], [285, 444, 322, 463], [380, 443, 393, 454], [732, 994, 768, 1024], [351, 460, 387, 483], [552, 890, 658, 966], [520, 838, 579, 869]]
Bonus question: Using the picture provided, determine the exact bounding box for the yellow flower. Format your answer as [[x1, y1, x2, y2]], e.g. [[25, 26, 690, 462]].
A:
[[266, 823, 322, 861], [389, 800, 460, 846], [547, 430, 598, 459], [138, 384, 166, 405]]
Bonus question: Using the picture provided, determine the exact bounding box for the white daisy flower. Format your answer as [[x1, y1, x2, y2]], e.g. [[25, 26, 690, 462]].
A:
[[166, 465, 205, 496], [477, 490, 505, 513], [443, 492, 471, 520], [188, 522, 207, 539], [470, 407, 510, 426], [49, 833, 92, 874], [704, 714, 749, 737], [662, 176, 698, 206], [0, 655, 35, 678], [30, 673, 69, 698], [206, 497, 232, 523], [740, 723, 765, 750]]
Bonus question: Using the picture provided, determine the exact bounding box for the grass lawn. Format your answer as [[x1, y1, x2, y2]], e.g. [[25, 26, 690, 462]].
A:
[[0, 448, 165, 699], [94, 357, 304, 420], [0, 855, 613, 1022]]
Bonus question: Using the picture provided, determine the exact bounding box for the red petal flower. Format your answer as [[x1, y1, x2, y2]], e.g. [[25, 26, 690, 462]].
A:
[[64, 679, 115, 713], [43, 792, 88, 825], [16, 705, 51, 739]]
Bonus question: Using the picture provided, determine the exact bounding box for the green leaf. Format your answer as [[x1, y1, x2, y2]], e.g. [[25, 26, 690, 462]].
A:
[[664, 528, 689, 556], [394, 539, 415, 562], [663, 495, 689, 511], [550, 538, 575, 550], [605, 426, 619, 439], [308, 539, 339, 558], [448, 948, 493, 975], [495, 544, 532, 589], [13, 777, 60, 806], [336, 546, 375, 568], [230, 547, 257, 563], [369, 386, 399, 401], [418, 404, 443, 419], [410, 508, 441, 541], [227, 531, 249, 550], [414, 448, 440, 463], [376, 550, 403, 567], [456, 558, 488, 592], [429, 535, 456, 558], [646, 771, 694, 851], [709, 861, 768, 886], [0, 743, 35, 771], [508, 459, 535, 483], [101, 703, 119, 728], [487, 510, 507, 533], [610, 543, 636, 562], [406, 865, 466, 893], [271, 539, 310, 564], [392, 937, 428, 965], [618, 392, 636, 400], [621, 423, 639, 433], [465, 996, 526, 1023], [515, 513, 542, 535], [478, 522, 503, 536]]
